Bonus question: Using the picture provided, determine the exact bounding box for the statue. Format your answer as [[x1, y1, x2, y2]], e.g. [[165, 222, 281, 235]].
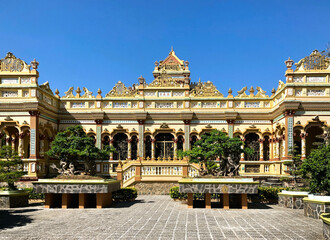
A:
[[50, 160, 79, 176], [63, 87, 74, 98], [82, 87, 94, 98]]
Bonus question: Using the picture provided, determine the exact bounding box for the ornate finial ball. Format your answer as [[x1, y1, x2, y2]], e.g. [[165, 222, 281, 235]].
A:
[[97, 88, 102, 94], [154, 61, 159, 67], [271, 88, 276, 94], [228, 88, 233, 94], [185, 60, 189, 67], [285, 57, 294, 69], [76, 87, 81, 94], [30, 58, 39, 70], [55, 89, 59, 95]]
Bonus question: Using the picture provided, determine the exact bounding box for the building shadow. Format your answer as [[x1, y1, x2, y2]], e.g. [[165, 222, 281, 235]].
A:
[[112, 199, 152, 208], [247, 202, 274, 209], [0, 208, 38, 230]]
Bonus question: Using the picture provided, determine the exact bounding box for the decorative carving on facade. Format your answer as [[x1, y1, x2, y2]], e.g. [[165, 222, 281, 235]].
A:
[[236, 87, 248, 97], [63, 87, 75, 98], [295, 50, 330, 71], [40, 81, 54, 94], [190, 80, 223, 97], [255, 87, 268, 98], [82, 87, 94, 98], [245, 102, 260, 108], [2, 91, 18, 97], [293, 76, 304, 83], [106, 81, 138, 97], [155, 102, 173, 108], [160, 123, 169, 128], [277, 80, 285, 92], [0, 52, 30, 72], [201, 102, 217, 108], [307, 76, 325, 83], [148, 74, 183, 88], [307, 89, 325, 96]]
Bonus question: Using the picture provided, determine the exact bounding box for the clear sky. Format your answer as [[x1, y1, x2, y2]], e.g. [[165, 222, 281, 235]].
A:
[[1, 0, 330, 96]]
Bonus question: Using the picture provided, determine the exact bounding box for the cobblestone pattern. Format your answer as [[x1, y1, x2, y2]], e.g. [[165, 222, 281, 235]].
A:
[[304, 201, 330, 219], [0, 195, 323, 240], [0, 195, 28, 208], [278, 195, 304, 209], [33, 182, 120, 194], [323, 221, 330, 240], [133, 182, 177, 195], [0, 181, 33, 189], [179, 183, 258, 194]]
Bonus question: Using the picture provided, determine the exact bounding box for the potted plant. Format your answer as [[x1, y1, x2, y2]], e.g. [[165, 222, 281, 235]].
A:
[[0, 145, 28, 208]]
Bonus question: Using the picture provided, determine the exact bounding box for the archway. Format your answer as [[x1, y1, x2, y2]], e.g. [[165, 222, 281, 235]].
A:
[[155, 133, 174, 159], [113, 133, 128, 160], [306, 126, 323, 156], [102, 135, 110, 150], [263, 135, 270, 161], [190, 135, 198, 149], [293, 129, 302, 155], [177, 135, 184, 151], [131, 135, 138, 160], [244, 133, 260, 161], [144, 135, 152, 159]]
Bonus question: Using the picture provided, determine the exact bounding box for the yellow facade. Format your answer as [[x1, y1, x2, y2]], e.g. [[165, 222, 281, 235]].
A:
[[0, 49, 329, 182]]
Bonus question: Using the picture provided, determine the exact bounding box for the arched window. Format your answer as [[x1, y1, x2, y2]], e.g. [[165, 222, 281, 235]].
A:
[[263, 136, 270, 161], [306, 126, 323, 156], [102, 135, 110, 150], [113, 133, 128, 160], [144, 135, 152, 159], [155, 133, 174, 159], [190, 135, 198, 149], [177, 135, 184, 151], [131, 135, 138, 160], [293, 130, 302, 155], [244, 133, 260, 161]]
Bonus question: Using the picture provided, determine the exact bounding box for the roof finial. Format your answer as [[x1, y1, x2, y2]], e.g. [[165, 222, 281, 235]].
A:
[[170, 46, 175, 55]]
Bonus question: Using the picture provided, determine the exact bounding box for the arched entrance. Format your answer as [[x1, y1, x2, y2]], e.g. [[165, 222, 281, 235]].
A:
[[113, 133, 128, 160], [144, 135, 152, 159], [244, 133, 260, 161], [306, 126, 323, 156], [155, 133, 174, 159], [263, 135, 270, 160]]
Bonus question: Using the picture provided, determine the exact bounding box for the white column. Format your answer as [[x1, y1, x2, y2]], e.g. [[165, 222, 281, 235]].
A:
[[151, 138, 155, 160], [174, 138, 178, 160], [127, 138, 131, 160], [259, 140, 263, 161]]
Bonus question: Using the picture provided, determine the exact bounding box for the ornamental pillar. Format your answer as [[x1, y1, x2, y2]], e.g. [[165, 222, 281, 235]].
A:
[[11, 135, 16, 151], [269, 138, 273, 160], [300, 132, 307, 160], [173, 138, 178, 160], [29, 111, 40, 159], [240, 138, 245, 161], [127, 138, 132, 160], [183, 120, 190, 151], [227, 120, 234, 138], [109, 139, 114, 160], [259, 139, 264, 161], [138, 120, 144, 159], [19, 132, 25, 157], [282, 136, 286, 159], [275, 138, 280, 160], [151, 138, 156, 160], [284, 110, 294, 159], [39, 134, 45, 157], [5, 137, 10, 146], [95, 120, 103, 149]]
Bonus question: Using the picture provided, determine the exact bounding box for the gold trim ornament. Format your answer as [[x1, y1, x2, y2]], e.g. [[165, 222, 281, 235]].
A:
[[106, 81, 138, 97], [190, 79, 223, 97]]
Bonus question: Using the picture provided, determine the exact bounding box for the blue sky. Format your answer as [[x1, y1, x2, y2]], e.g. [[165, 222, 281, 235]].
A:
[[1, 0, 330, 96]]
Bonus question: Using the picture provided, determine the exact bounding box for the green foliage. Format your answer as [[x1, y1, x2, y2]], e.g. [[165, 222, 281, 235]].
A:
[[47, 125, 113, 175], [24, 188, 45, 200], [183, 130, 249, 174], [170, 186, 187, 200], [113, 187, 137, 201], [301, 143, 330, 194], [253, 186, 289, 202], [0, 146, 26, 190]]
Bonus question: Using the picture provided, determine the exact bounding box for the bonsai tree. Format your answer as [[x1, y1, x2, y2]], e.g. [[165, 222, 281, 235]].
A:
[[47, 125, 114, 176], [0, 145, 26, 190], [300, 136, 330, 195], [284, 145, 303, 188], [183, 130, 252, 176]]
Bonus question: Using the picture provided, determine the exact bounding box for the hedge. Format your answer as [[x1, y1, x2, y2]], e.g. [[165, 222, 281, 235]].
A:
[[170, 186, 296, 203], [24, 188, 45, 200], [112, 187, 137, 202]]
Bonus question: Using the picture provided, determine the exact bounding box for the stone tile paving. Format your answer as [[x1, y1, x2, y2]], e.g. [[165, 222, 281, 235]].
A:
[[0, 195, 323, 240]]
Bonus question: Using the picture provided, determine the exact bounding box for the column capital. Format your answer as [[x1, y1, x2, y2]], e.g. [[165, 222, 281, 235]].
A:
[[29, 111, 40, 116], [138, 120, 145, 125], [226, 119, 235, 124], [183, 120, 190, 125], [284, 110, 295, 117], [95, 119, 103, 125]]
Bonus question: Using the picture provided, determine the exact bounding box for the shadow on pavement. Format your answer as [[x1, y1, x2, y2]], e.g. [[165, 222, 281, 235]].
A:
[[112, 199, 154, 208], [0, 208, 39, 230]]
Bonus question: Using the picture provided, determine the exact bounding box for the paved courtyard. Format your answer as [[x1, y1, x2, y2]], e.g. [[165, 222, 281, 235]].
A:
[[0, 195, 323, 240]]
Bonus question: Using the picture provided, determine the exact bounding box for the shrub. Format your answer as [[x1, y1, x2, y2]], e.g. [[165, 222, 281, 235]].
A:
[[24, 188, 45, 200], [113, 187, 137, 202], [250, 186, 289, 202], [170, 186, 187, 200]]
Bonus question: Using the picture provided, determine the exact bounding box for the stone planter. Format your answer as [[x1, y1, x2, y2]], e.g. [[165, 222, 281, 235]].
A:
[[179, 178, 258, 209], [320, 213, 330, 239], [0, 190, 29, 208], [278, 191, 309, 209], [33, 179, 121, 208], [303, 196, 330, 219]]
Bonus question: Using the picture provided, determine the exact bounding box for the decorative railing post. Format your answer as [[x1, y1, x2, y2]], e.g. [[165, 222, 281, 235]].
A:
[[127, 138, 132, 160], [116, 161, 123, 187], [182, 157, 188, 177], [135, 163, 141, 181]]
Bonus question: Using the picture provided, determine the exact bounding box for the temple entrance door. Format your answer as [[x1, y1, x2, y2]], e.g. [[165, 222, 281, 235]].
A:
[[155, 133, 174, 159]]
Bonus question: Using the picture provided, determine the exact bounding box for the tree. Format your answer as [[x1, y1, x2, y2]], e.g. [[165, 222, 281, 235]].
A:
[[47, 125, 113, 176], [0, 145, 26, 190], [284, 145, 303, 188], [183, 130, 252, 176], [300, 142, 330, 195]]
